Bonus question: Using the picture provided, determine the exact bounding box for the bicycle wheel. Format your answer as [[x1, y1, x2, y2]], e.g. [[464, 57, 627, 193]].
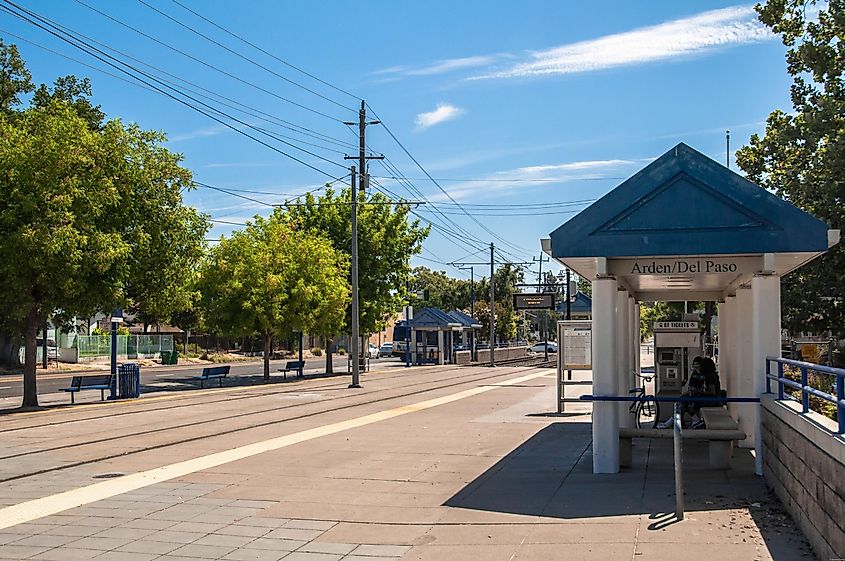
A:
[[637, 396, 657, 428]]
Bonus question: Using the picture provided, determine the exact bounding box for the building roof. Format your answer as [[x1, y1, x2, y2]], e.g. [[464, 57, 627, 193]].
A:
[[545, 143, 839, 301]]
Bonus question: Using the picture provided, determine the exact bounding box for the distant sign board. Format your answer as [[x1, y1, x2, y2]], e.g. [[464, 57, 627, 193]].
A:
[[513, 293, 556, 310], [654, 321, 698, 330]]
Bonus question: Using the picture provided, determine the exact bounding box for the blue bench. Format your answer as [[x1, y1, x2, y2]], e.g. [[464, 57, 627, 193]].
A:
[[61, 374, 113, 404], [279, 360, 304, 380], [191, 365, 230, 388]]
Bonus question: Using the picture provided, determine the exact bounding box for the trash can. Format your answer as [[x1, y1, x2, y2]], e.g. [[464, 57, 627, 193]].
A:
[[117, 362, 141, 398], [160, 350, 172, 364], [160, 350, 179, 365]]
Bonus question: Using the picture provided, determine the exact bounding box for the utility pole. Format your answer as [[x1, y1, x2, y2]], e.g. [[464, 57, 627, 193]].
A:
[[533, 254, 550, 361], [343, 100, 383, 389], [489, 243, 495, 367]]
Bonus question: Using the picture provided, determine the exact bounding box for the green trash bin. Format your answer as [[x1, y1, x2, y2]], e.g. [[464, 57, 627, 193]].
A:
[[169, 349, 179, 365], [160, 350, 172, 364]]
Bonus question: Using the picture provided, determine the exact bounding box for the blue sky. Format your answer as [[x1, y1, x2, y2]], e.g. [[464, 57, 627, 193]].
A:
[[0, 1, 792, 280]]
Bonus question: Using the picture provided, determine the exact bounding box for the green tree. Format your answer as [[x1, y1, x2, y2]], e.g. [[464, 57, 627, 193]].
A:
[[199, 211, 349, 380], [736, 0, 845, 337], [32, 76, 104, 130], [410, 266, 473, 311], [284, 186, 428, 371], [0, 39, 33, 113], [0, 101, 207, 407]]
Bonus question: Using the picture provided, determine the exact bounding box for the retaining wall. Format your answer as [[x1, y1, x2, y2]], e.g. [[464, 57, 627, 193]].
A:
[[761, 394, 845, 559]]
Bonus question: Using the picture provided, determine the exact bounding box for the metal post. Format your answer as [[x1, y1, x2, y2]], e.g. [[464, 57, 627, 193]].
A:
[[726, 129, 731, 169], [349, 166, 361, 389], [836, 374, 845, 434], [801, 366, 809, 412], [777, 361, 784, 400], [405, 279, 411, 368], [566, 267, 572, 380], [673, 401, 684, 520], [489, 243, 495, 367], [298, 332, 303, 366]]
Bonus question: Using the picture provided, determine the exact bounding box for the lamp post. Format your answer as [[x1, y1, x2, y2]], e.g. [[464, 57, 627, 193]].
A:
[[110, 308, 123, 399]]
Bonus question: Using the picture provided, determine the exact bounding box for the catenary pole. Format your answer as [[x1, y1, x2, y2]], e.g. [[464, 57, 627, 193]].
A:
[[349, 166, 361, 388], [343, 100, 383, 388], [489, 243, 495, 367]]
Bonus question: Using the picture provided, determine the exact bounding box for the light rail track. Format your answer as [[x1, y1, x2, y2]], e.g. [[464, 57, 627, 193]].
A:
[[0, 363, 554, 483]]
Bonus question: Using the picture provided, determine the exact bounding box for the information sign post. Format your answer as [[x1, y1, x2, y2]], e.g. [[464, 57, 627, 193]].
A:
[[557, 320, 592, 413]]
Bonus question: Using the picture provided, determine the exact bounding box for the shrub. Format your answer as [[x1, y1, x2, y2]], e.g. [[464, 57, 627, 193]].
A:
[[337, 347, 346, 355], [311, 347, 323, 356]]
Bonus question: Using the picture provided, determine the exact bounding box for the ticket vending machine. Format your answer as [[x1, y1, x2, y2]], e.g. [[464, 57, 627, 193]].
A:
[[653, 321, 702, 419]]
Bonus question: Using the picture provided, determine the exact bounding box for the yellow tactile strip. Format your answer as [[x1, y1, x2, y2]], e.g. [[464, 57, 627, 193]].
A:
[[0, 369, 550, 529]]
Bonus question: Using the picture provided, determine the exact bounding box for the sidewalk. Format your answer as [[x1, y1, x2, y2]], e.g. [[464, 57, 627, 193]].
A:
[[0, 364, 813, 560]]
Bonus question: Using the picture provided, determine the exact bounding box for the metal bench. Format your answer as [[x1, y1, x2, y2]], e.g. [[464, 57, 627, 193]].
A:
[[61, 374, 114, 404], [619, 416, 746, 469], [191, 365, 230, 388], [279, 360, 304, 380]]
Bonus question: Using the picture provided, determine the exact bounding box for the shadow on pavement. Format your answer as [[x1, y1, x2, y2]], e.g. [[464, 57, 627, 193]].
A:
[[444, 422, 813, 559]]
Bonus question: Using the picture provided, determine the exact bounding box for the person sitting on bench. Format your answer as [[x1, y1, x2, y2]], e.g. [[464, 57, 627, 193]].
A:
[[657, 356, 719, 429]]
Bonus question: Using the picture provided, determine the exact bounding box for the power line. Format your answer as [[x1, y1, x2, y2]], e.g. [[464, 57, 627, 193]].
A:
[[168, 0, 361, 102], [72, 0, 347, 122], [366, 103, 535, 259], [372, 175, 624, 183], [1, 0, 345, 179], [136, 0, 357, 114], [4, 8, 360, 151]]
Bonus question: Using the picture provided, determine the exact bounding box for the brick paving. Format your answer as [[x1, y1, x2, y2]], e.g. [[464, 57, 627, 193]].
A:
[[0, 365, 815, 560]]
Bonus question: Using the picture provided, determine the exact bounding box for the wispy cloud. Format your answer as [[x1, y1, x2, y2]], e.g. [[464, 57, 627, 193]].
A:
[[415, 103, 465, 130], [402, 158, 638, 202], [373, 5, 772, 83], [168, 124, 231, 143], [374, 55, 499, 78], [473, 5, 771, 79]]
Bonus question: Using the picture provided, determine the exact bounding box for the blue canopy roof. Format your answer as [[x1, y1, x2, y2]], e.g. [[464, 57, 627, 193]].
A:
[[556, 292, 592, 315], [549, 143, 830, 258], [409, 307, 461, 330], [447, 309, 482, 328]]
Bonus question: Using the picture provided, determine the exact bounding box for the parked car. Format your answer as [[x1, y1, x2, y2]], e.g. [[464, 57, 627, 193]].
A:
[[367, 343, 379, 359], [528, 342, 558, 354], [37, 338, 58, 360], [378, 342, 393, 358]]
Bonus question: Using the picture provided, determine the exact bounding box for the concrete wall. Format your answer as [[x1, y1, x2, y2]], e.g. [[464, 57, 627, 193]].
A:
[[454, 346, 528, 365], [761, 395, 845, 559]]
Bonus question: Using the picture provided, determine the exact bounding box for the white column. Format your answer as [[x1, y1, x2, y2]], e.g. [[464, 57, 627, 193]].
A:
[[634, 302, 641, 378], [722, 295, 736, 416], [751, 274, 781, 475], [617, 289, 633, 428], [592, 277, 619, 473], [735, 287, 754, 448], [437, 330, 445, 365]]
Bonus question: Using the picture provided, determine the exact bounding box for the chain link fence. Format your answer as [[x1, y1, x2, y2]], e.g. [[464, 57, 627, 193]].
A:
[[74, 334, 173, 362]]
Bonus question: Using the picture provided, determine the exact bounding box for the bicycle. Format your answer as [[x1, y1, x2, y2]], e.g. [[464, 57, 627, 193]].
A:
[[628, 371, 657, 428]]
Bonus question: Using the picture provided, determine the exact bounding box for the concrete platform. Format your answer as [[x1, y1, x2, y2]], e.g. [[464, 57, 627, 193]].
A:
[[0, 364, 813, 560]]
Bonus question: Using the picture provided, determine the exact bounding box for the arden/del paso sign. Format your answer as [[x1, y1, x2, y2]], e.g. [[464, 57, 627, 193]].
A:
[[608, 256, 762, 276]]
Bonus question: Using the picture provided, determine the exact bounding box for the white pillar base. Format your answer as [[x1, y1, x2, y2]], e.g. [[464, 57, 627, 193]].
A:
[[592, 277, 619, 474]]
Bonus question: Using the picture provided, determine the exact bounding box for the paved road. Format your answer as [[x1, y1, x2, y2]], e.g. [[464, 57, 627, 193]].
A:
[[0, 355, 402, 401]]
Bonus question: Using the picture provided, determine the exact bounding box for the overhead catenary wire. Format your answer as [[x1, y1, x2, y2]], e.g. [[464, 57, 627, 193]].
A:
[[168, 0, 361, 102], [0, 0, 345, 179], [2, 14, 359, 151], [135, 0, 357, 114], [365, 104, 535, 259], [72, 0, 348, 123]]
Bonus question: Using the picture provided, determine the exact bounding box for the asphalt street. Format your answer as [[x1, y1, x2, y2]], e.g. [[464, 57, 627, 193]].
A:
[[0, 355, 402, 401]]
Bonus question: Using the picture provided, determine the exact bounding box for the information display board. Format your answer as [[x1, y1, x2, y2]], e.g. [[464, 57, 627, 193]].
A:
[[556, 320, 592, 414], [513, 293, 556, 310], [558, 320, 592, 370]]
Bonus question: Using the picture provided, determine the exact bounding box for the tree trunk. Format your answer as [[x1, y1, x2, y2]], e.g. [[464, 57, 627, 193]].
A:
[[325, 337, 333, 374], [263, 332, 271, 381], [22, 306, 40, 408]]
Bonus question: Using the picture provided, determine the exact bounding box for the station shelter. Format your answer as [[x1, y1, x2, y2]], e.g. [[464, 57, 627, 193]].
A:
[[408, 307, 461, 365], [542, 143, 839, 474], [447, 309, 482, 351]]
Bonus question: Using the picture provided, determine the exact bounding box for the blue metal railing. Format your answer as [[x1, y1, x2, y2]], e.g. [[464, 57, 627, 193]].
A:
[[765, 356, 845, 434]]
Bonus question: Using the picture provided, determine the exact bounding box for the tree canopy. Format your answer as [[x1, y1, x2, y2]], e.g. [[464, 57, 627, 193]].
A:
[[0, 42, 209, 406], [284, 186, 429, 334], [736, 0, 845, 337], [199, 211, 349, 379]]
